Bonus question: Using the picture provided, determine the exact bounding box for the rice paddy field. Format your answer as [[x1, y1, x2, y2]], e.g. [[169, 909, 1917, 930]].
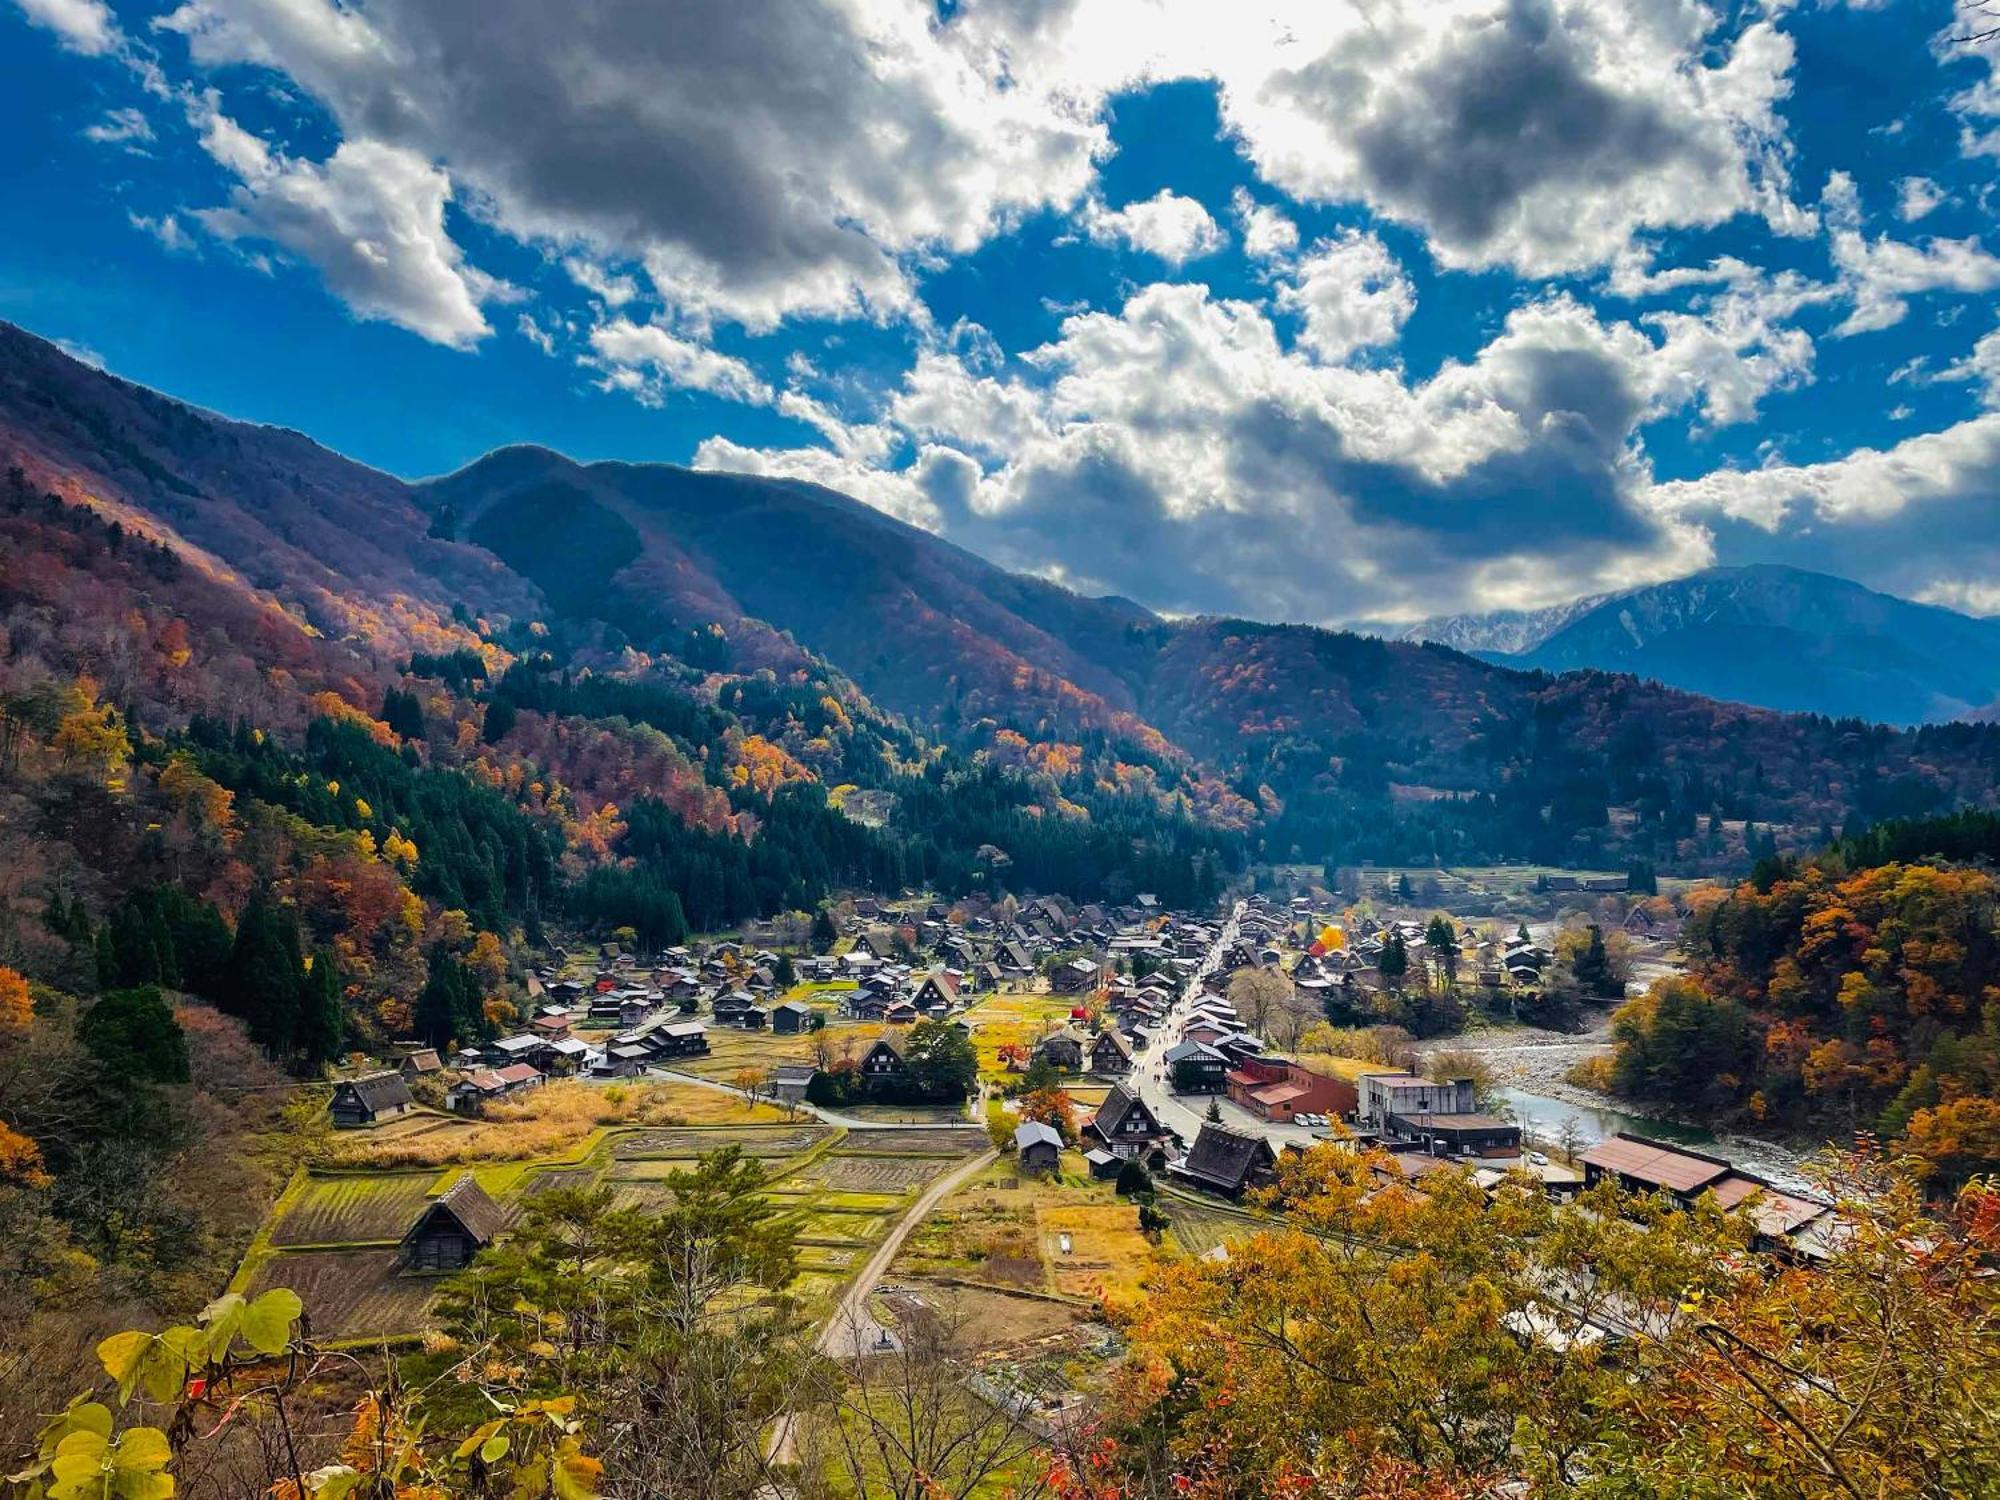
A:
[[234, 1078, 987, 1344], [659, 1017, 886, 1083]]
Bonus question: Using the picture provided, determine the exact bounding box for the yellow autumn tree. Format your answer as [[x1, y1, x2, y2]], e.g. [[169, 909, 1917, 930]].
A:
[[51, 676, 131, 789]]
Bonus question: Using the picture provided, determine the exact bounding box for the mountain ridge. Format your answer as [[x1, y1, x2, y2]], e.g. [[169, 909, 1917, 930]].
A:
[[6, 319, 2000, 878]]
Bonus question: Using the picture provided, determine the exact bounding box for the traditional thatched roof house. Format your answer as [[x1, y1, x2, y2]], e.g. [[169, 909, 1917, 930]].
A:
[[402, 1175, 505, 1272], [1175, 1124, 1279, 1198], [330, 1071, 414, 1129]]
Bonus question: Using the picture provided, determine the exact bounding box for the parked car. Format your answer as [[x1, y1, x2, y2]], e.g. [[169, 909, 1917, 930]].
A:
[[1528, 1151, 1549, 1166]]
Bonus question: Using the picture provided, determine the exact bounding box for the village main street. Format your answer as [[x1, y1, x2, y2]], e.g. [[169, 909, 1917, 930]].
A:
[[1125, 899, 1327, 1156]]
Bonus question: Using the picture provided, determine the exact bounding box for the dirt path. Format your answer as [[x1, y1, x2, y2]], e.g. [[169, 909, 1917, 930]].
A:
[[764, 1145, 999, 1471], [817, 1146, 999, 1356]]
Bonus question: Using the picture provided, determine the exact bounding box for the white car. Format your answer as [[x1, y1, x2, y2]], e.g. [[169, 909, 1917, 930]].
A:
[[1528, 1151, 1549, 1166]]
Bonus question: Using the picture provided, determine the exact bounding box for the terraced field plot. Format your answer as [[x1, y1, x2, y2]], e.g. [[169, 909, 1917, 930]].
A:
[[362, 1111, 480, 1143], [797, 1209, 889, 1245], [838, 1127, 987, 1155], [269, 1173, 441, 1246], [611, 1125, 827, 1158], [606, 1157, 702, 1181], [1161, 1197, 1260, 1260], [792, 1153, 955, 1192], [667, 1019, 883, 1081], [517, 1166, 601, 1198], [243, 1248, 440, 1343]]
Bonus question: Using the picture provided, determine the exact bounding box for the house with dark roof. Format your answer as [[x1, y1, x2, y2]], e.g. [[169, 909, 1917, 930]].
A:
[[1164, 1039, 1229, 1094], [772, 998, 816, 1034], [1052, 958, 1103, 994], [1175, 1124, 1279, 1198], [330, 1071, 414, 1128], [402, 1175, 505, 1272], [769, 1063, 817, 1103], [1035, 1029, 1085, 1072], [396, 1048, 443, 1081], [858, 1035, 909, 1085], [912, 970, 959, 1011], [1082, 1083, 1168, 1159], [1087, 1027, 1134, 1075]]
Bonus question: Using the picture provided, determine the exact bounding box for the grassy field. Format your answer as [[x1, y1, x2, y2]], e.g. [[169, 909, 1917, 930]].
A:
[[323, 1079, 789, 1170], [667, 1018, 885, 1082], [957, 988, 1081, 1079]]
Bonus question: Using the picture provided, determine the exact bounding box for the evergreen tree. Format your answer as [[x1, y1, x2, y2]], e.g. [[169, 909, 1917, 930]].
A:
[[414, 945, 490, 1051], [223, 895, 304, 1056], [773, 952, 796, 988], [1205, 1096, 1223, 1123], [1379, 931, 1408, 980], [810, 907, 838, 951], [296, 947, 346, 1072]]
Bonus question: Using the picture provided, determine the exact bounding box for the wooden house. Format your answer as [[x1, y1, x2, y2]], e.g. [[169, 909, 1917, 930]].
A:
[[330, 1071, 414, 1128], [1174, 1124, 1278, 1198], [401, 1175, 505, 1272], [1014, 1120, 1063, 1175]]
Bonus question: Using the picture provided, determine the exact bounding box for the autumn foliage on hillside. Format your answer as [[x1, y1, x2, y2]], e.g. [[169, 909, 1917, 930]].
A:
[[1610, 826, 2000, 1187]]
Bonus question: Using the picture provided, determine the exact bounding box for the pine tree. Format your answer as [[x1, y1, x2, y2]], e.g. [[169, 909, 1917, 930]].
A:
[[811, 907, 838, 951], [1205, 1096, 1223, 1123]]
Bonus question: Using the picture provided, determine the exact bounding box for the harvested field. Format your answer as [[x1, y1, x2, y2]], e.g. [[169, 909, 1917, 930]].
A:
[[611, 1125, 827, 1158], [793, 1154, 952, 1193], [838, 1127, 986, 1156], [518, 1166, 601, 1198], [1162, 1198, 1258, 1261], [269, 1173, 438, 1247], [354, 1111, 478, 1143], [606, 1158, 702, 1181], [245, 1249, 439, 1342], [1036, 1202, 1160, 1304]]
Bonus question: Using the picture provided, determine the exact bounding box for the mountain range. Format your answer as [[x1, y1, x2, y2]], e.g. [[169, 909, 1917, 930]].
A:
[[1392, 567, 2000, 726], [5, 318, 2000, 885]]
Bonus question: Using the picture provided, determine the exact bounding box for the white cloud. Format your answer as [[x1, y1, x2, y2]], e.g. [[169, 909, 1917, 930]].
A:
[[1647, 415, 2000, 531], [1939, 323, 2000, 403], [159, 0, 1117, 331], [191, 106, 508, 348], [129, 211, 195, 252], [1916, 578, 2000, 616], [1232, 189, 1298, 262], [564, 258, 639, 309], [1200, 0, 1806, 277], [693, 278, 1828, 621], [1080, 190, 1225, 265], [13, 0, 118, 54], [1823, 171, 2000, 335], [585, 317, 773, 405], [83, 106, 154, 145], [1897, 175, 1946, 221], [1276, 230, 1414, 363]]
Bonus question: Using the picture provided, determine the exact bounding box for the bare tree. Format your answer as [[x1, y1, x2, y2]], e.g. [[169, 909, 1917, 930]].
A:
[[796, 1300, 1061, 1500]]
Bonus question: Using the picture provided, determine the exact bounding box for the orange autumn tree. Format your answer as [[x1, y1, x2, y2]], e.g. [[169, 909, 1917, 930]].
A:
[[1070, 1140, 2000, 1499]]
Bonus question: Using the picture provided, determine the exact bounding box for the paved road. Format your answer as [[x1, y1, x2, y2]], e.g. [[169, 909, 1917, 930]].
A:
[[1127, 901, 1337, 1155]]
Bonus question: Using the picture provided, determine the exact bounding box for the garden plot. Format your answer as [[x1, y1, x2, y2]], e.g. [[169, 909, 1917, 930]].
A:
[[244, 1248, 441, 1343], [517, 1166, 602, 1199], [606, 1157, 702, 1181], [1035, 1202, 1160, 1304], [269, 1173, 441, 1247]]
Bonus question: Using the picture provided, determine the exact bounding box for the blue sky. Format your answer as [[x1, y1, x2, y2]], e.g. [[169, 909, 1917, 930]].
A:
[[4, 0, 2000, 627]]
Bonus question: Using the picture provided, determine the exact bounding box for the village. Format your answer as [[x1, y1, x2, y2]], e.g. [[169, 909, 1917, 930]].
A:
[[252, 871, 1842, 1426]]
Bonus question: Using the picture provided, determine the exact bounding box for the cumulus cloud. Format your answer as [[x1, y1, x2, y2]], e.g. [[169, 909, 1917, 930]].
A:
[[1080, 190, 1226, 265], [159, 0, 1115, 330], [1897, 175, 1946, 220], [83, 106, 154, 145], [1232, 190, 1299, 262], [13, 0, 119, 54], [1203, 0, 1805, 277], [693, 280, 1827, 621], [190, 103, 510, 348], [585, 318, 773, 405], [1276, 230, 1414, 363]]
